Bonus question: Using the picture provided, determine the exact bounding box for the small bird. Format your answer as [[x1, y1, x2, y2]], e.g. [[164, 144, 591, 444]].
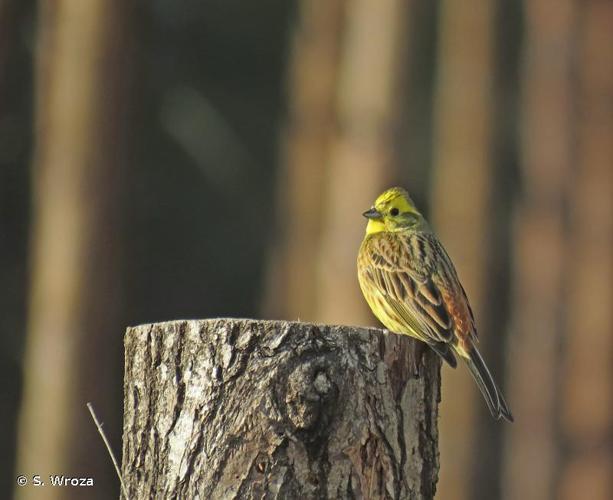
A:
[[357, 187, 513, 421]]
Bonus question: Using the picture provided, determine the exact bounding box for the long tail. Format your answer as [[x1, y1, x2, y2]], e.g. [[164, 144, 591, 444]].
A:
[[463, 346, 513, 422]]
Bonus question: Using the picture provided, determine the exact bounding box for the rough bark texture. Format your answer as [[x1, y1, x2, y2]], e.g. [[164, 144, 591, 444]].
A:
[[122, 319, 440, 499]]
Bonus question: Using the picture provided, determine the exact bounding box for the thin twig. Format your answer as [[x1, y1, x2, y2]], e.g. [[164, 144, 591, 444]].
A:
[[87, 402, 129, 499]]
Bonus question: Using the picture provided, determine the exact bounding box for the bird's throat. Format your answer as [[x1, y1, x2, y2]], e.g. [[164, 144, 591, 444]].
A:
[[366, 218, 386, 235]]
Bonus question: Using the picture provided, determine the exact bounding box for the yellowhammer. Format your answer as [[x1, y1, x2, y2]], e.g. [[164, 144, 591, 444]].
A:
[[357, 187, 513, 422]]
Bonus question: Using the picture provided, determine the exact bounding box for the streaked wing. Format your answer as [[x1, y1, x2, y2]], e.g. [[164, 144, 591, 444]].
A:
[[360, 232, 464, 346]]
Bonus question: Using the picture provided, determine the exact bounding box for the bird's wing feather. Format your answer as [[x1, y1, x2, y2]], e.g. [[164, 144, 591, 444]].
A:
[[363, 233, 456, 344]]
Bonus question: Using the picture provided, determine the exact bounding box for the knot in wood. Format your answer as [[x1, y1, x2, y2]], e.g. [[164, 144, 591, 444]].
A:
[[285, 359, 335, 431]]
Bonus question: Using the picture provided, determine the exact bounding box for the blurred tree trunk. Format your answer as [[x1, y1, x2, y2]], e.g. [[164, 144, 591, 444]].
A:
[[0, 2, 31, 497], [263, 0, 347, 321], [503, 2, 577, 500], [122, 319, 441, 499], [559, 3, 613, 499], [315, 0, 411, 325], [0, 1, 13, 88], [16, 1, 132, 499], [429, 2, 498, 500], [267, 0, 412, 326]]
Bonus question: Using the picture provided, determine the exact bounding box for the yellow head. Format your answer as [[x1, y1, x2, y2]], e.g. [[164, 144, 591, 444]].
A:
[[362, 187, 424, 234]]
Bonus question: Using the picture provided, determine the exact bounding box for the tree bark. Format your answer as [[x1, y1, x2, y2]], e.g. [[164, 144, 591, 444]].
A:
[[122, 319, 440, 499]]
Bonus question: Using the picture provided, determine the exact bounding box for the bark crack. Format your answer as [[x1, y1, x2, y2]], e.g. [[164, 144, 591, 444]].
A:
[[122, 319, 440, 499]]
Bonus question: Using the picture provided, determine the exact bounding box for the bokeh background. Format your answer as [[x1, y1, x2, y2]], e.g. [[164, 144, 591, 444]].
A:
[[2, 1, 611, 499]]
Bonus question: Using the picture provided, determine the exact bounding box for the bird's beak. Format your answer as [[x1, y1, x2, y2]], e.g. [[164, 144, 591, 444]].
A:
[[362, 207, 382, 219]]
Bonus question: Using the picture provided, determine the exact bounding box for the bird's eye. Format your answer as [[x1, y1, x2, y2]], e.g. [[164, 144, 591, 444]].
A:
[[390, 207, 399, 216]]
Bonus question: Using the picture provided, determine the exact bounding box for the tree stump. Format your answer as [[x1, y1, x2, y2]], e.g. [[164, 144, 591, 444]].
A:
[[121, 319, 441, 499]]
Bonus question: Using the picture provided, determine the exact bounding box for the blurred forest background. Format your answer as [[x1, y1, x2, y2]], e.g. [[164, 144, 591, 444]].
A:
[[1, 0, 611, 499]]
